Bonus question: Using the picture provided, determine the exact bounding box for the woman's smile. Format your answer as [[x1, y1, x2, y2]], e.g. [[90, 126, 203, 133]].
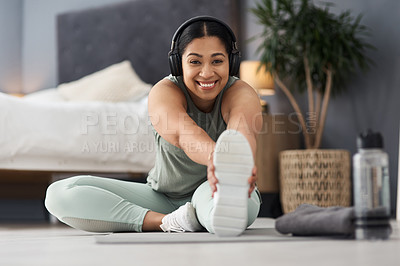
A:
[[197, 80, 218, 90]]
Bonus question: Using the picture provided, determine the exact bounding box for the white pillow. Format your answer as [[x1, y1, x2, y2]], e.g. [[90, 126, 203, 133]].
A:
[[58, 60, 151, 102]]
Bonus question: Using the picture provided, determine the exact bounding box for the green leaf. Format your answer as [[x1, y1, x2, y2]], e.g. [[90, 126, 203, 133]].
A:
[[250, 0, 375, 97]]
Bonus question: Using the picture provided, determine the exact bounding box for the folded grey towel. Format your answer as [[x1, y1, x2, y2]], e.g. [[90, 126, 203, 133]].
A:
[[275, 204, 355, 236]]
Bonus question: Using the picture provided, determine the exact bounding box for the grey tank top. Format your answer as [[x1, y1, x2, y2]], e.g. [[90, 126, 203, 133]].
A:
[[146, 75, 238, 198]]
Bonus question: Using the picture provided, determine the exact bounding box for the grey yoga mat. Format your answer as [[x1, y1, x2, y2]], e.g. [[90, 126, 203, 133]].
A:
[[95, 228, 314, 244]]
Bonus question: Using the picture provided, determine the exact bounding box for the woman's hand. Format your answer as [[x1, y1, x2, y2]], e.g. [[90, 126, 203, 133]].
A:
[[248, 166, 257, 198], [207, 151, 258, 198]]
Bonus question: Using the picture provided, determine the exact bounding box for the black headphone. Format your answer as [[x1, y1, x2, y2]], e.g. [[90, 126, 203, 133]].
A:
[[168, 16, 241, 77]]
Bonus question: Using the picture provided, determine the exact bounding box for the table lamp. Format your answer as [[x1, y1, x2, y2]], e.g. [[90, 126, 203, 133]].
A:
[[239, 60, 274, 112]]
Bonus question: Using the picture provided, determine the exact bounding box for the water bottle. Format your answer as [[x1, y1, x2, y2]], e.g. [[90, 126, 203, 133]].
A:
[[353, 130, 392, 240]]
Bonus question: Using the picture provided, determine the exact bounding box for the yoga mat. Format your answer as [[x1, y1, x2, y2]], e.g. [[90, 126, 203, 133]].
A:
[[95, 228, 312, 244]]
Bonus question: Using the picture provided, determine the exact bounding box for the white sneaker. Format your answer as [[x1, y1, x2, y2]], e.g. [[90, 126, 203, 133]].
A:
[[160, 202, 202, 232], [212, 129, 253, 237]]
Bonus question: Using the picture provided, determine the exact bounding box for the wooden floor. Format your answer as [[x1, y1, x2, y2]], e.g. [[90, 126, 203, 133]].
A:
[[0, 218, 399, 266]]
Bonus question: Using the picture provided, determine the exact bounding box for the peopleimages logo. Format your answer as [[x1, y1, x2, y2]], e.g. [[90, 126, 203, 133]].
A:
[[80, 111, 303, 137]]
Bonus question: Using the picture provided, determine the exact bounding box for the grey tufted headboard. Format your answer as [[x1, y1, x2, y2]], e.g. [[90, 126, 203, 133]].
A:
[[57, 0, 242, 85]]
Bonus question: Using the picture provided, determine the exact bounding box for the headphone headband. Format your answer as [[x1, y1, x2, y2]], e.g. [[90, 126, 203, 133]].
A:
[[170, 16, 237, 48], [168, 15, 241, 77]]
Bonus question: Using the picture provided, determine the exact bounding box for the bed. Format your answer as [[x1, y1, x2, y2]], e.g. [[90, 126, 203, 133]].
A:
[[0, 0, 242, 199]]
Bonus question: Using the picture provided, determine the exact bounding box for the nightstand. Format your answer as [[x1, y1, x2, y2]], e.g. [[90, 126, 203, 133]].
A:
[[255, 113, 301, 216]]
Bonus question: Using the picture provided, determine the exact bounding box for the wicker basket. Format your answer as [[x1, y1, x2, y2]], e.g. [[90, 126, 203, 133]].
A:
[[279, 149, 351, 213]]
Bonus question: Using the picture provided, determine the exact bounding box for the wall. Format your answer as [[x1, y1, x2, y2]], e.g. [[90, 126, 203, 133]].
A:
[[21, 0, 125, 93], [0, 0, 125, 94], [0, 0, 23, 93], [244, 0, 400, 215]]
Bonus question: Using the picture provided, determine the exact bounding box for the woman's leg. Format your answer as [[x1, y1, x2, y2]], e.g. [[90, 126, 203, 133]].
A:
[[191, 181, 261, 233], [45, 175, 177, 232]]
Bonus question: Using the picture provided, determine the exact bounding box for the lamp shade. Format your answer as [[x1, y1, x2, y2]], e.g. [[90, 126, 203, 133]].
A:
[[240, 60, 274, 95]]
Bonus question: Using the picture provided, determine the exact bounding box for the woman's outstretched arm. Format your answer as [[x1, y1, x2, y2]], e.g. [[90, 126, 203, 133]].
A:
[[221, 79, 263, 159], [215, 79, 263, 196], [148, 79, 215, 166]]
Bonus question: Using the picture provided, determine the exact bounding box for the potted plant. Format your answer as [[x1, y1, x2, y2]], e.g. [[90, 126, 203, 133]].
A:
[[251, 0, 375, 212]]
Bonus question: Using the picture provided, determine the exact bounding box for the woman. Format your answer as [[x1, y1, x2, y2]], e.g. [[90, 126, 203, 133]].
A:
[[45, 16, 262, 237]]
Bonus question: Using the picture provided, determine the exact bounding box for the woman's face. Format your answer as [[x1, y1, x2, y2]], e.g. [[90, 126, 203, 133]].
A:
[[181, 36, 229, 112]]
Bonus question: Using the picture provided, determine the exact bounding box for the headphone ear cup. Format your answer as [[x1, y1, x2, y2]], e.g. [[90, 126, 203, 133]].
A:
[[169, 53, 182, 76], [229, 51, 240, 76]]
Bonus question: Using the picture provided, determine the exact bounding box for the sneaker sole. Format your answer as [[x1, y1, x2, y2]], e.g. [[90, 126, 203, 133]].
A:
[[212, 129, 253, 237]]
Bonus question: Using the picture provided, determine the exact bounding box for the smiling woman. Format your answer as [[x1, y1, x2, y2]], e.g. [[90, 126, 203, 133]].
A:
[[181, 36, 230, 111], [45, 16, 262, 237]]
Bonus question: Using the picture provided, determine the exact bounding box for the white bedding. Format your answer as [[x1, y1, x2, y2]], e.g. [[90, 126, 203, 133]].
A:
[[0, 91, 155, 173]]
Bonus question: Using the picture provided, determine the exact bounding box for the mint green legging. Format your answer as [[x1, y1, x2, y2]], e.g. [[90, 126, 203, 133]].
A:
[[45, 175, 261, 233]]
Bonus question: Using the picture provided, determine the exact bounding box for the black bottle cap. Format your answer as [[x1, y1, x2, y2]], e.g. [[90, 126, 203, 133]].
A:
[[357, 130, 384, 149]]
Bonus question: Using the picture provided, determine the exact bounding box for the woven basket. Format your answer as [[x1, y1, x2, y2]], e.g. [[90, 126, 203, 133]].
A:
[[279, 149, 351, 213]]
